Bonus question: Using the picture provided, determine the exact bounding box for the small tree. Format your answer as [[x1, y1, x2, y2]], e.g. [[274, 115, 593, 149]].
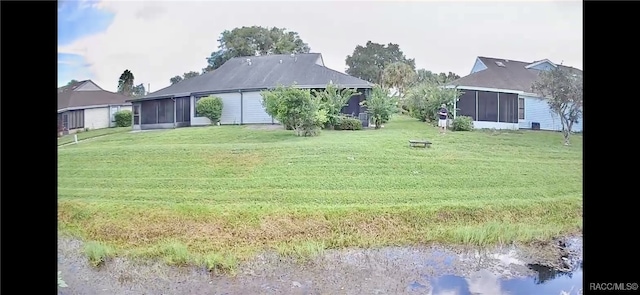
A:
[[382, 61, 417, 99], [312, 84, 360, 129], [360, 85, 398, 129], [531, 67, 583, 145], [405, 82, 461, 123], [261, 85, 327, 136], [196, 96, 224, 125], [114, 110, 132, 127]]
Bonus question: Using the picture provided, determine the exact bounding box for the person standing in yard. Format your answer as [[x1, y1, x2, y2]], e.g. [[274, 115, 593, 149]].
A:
[[438, 104, 449, 134]]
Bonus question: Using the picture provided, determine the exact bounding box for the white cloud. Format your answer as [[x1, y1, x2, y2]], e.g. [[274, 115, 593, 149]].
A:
[[466, 269, 509, 295], [58, 0, 582, 93]]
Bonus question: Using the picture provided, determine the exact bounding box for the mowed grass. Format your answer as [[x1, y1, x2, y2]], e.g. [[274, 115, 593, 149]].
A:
[[58, 127, 131, 146], [58, 116, 583, 269]]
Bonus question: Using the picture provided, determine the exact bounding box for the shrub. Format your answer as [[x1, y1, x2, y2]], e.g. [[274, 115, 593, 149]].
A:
[[360, 85, 398, 129], [312, 84, 360, 129], [114, 110, 132, 127], [405, 82, 461, 123], [196, 96, 224, 124], [261, 85, 328, 137], [452, 116, 474, 131], [335, 116, 363, 130]]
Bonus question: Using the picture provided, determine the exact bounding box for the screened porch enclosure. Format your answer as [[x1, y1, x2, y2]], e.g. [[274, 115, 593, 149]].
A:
[[141, 99, 174, 125], [456, 90, 518, 124], [133, 97, 191, 130]]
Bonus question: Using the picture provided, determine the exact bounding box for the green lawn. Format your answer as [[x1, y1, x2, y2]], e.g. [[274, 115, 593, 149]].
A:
[[58, 116, 583, 269], [58, 127, 131, 146]]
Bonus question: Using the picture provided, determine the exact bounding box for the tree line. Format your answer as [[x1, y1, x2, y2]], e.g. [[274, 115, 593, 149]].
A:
[[165, 26, 461, 87], [64, 25, 582, 145]]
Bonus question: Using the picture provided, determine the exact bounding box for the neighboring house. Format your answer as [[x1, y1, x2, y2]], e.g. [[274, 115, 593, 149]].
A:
[[445, 56, 583, 132], [127, 53, 374, 130], [58, 80, 132, 134]]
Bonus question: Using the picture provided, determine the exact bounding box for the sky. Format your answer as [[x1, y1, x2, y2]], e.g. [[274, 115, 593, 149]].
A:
[[58, 0, 583, 93]]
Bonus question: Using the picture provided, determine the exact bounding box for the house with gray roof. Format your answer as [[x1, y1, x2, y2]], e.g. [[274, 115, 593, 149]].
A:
[[127, 53, 374, 130], [445, 56, 583, 132], [58, 80, 132, 134]]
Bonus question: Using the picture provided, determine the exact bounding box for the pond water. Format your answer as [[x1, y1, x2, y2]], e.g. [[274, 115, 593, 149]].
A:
[[408, 237, 583, 294], [58, 236, 583, 294], [408, 264, 582, 294]]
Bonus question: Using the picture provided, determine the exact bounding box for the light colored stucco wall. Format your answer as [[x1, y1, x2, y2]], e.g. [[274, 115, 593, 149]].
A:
[[191, 91, 275, 125], [84, 107, 110, 130], [192, 92, 243, 126], [518, 95, 583, 132], [241, 91, 273, 124], [472, 121, 519, 130]]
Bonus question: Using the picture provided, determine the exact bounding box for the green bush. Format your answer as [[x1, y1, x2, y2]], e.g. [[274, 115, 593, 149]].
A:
[[452, 116, 474, 131], [261, 85, 327, 137], [335, 116, 362, 130], [114, 110, 132, 127], [312, 84, 360, 129], [405, 83, 461, 123], [360, 85, 398, 129], [196, 96, 224, 124]]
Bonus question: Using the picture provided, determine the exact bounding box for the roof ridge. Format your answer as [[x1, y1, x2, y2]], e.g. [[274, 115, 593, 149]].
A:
[[229, 52, 319, 60], [478, 56, 532, 64]]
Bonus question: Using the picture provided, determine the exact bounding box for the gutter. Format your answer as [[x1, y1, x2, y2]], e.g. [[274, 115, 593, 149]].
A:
[[58, 103, 132, 113]]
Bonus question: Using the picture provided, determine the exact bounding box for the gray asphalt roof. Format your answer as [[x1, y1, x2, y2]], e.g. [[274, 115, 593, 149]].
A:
[[446, 56, 582, 93], [132, 53, 373, 101], [58, 80, 131, 110]]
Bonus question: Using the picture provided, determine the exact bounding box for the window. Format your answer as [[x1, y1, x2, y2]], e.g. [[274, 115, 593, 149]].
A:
[[63, 110, 84, 130], [518, 97, 525, 120], [110, 106, 120, 123], [133, 105, 140, 125]]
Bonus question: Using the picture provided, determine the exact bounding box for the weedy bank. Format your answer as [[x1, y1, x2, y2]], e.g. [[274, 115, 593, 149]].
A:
[[58, 116, 582, 271]]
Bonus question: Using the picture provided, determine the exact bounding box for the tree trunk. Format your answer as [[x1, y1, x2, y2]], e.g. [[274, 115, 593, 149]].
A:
[[561, 117, 571, 146]]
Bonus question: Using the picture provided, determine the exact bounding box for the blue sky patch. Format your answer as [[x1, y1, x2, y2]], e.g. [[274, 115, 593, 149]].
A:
[[58, 0, 114, 86]]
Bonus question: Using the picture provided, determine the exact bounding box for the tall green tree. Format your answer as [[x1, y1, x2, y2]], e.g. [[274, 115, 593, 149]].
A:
[[204, 26, 311, 72], [117, 70, 135, 96], [345, 41, 415, 85], [66, 79, 79, 86], [531, 67, 583, 145], [169, 76, 183, 85], [414, 69, 460, 86], [382, 62, 417, 98], [169, 71, 201, 85], [132, 83, 146, 97]]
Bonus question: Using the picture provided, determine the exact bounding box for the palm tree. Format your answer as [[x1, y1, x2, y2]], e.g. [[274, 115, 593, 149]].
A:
[[117, 70, 135, 96]]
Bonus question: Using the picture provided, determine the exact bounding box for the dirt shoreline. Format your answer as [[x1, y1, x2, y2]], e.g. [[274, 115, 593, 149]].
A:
[[58, 235, 582, 295]]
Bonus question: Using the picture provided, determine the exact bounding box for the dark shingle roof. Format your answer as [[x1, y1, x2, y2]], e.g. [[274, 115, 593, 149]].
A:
[[135, 53, 373, 101], [58, 80, 131, 110], [447, 56, 582, 93]]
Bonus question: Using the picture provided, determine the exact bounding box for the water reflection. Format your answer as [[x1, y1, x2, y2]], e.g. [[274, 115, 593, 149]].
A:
[[422, 263, 583, 295]]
